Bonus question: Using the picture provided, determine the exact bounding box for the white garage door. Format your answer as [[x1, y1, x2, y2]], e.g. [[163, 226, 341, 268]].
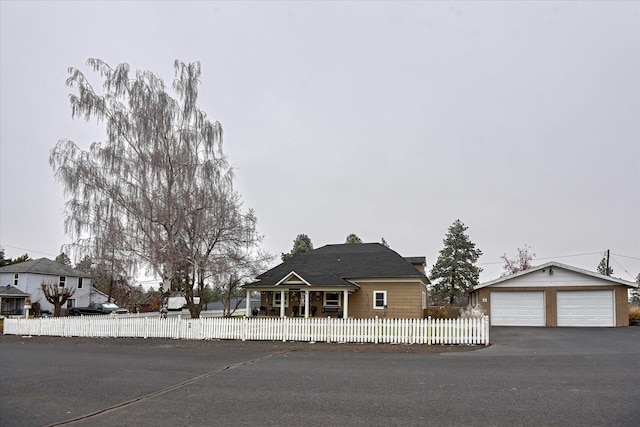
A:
[[557, 290, 614, 327], [491, 291, 545, 326]]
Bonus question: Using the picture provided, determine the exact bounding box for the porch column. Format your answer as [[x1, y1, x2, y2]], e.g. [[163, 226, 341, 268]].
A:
[[304, 290, 310, 318], [245, 289, 251, 317], [280, 290, 285, 317], [343, 290, 349, 319]]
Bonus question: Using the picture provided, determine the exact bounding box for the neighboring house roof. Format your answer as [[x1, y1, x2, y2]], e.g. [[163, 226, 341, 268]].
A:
[[0, 258, 92, 278], [244, 243, 429, 288], [404, 256, 426, 265], [473, 261, 638, 291], [92, 288, 109, 299], [0, 285, 31, 298]]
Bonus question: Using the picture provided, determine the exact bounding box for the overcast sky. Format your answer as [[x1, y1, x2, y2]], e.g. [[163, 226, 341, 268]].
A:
[[1, 1, 638, 285]]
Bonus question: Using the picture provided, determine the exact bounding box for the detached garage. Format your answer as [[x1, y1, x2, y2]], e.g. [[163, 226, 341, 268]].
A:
[[470, 261, 637, 327]]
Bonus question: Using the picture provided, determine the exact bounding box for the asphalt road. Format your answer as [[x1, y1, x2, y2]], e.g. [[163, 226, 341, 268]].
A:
[[1, 327, 639, 427]]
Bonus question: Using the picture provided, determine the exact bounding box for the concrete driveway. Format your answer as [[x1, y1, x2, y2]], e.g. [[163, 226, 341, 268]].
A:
[[1, 327, 639, 426]]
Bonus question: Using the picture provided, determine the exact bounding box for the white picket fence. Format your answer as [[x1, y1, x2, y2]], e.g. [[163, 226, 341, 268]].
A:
[[2, 316, 489, 345]]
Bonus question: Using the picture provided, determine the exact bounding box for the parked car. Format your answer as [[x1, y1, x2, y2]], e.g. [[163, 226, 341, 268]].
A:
[[69, 302, 128, 316]]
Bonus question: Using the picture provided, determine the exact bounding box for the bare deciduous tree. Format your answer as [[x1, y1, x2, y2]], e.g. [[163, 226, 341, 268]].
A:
[[41, 281, 75, 317], [214, 248, 272, 317], [500, 245, 536, 277], [50, 59, 265, 318]]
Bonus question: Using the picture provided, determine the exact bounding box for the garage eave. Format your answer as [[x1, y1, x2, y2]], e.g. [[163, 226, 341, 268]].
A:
[[473, 261, 638, 291]]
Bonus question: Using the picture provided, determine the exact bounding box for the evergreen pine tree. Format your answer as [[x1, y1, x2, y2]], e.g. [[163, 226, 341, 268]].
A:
[[281, 234, 314, 261], [631, 273, 640, 305], [429, 219, 483, 304], [596, 257, 614, 276], [55, 252, 72, 267], [345, 234, 362, 244]]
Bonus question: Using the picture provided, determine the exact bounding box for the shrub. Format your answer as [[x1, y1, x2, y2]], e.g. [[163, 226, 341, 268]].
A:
[[629, 305, 640, 321], [460, 304, 486, 319], [424, 306, 460, 319]]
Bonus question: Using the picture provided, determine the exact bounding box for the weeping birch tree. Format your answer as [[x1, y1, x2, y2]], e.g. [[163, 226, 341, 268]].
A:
[[50, 59, 266, 318]]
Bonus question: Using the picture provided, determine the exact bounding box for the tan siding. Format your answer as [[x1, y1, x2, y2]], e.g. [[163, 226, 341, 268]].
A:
[[546, 288, 557, 326], [348, 282, 424, 319], [615, 286, 629, 327]]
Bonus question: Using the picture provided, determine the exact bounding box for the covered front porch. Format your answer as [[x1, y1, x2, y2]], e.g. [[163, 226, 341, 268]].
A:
[[0, 285, 31, 317], [244, 287, 356, 318]]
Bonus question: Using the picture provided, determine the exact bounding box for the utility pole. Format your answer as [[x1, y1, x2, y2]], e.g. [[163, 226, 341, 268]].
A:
[[606, 249, 610, 276]]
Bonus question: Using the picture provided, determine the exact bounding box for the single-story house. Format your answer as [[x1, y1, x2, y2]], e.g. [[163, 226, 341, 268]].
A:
[[241, 243, 430, 319], [469, 261, 637, 327], [0, 285, 31, 316], [0, 258, 97, 315]]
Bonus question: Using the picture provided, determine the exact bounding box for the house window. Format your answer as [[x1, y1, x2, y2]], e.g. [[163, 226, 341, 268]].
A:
[[324, 292, 340, 307], [78, 278, 83, 289], [373, 291, 387, 309], [273, 292, 289, 307], [422, 291, 427, 309], [59, 276, 66, 287], [66, 299, 75, 309], [14, 273, 18, 286]]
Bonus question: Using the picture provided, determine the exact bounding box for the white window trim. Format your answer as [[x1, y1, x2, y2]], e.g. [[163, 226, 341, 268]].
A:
[[273, 292, 289, 307], [66, 299, 76, 309], [422, 291, 427, 309], [324, 292, 340, 307], [373, 291, 387, 309]]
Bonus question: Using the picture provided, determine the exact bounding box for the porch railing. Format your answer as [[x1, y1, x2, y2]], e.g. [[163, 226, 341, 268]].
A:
[[2, 316, 489, 345]]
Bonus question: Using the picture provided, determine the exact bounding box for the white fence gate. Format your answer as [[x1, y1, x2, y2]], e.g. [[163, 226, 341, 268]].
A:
[[3, 316, 489, 345]]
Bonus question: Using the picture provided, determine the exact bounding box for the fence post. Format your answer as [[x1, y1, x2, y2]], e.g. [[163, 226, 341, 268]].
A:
[[242, 317, 248, 342], [484, 315, 490, 346], [281, 317, 286, 342]]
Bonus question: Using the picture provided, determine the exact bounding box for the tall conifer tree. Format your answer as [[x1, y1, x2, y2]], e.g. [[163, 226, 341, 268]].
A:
[[429, 219, 482, 304]]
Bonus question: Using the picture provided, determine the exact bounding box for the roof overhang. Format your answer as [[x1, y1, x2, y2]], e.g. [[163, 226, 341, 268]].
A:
[[473, 261, 638, 291]]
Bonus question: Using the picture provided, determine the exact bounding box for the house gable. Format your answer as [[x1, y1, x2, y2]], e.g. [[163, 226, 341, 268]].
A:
[[274, 271, 312, 287], [474, 261, 636, 291]]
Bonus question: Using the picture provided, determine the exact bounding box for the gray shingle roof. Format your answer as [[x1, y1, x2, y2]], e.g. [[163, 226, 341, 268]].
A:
[[0, 258, 92, 278], [0, 285, 31, 297], [244, 243, 428, 288], [404, 256, 426, 265]]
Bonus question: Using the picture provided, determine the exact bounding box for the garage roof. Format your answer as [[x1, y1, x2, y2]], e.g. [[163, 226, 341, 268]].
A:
[[473, 261, 637, 291]]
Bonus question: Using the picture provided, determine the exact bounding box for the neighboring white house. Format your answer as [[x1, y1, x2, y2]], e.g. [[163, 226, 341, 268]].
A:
[[0, 258, 98, 315]]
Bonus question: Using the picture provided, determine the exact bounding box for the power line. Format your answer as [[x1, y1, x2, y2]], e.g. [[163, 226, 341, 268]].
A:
[[533, 252, 602, 261], [612, 253, 640, 261], [479, 251, 602, 266], [1, 244, 58, 257], [610, 255, 637, 281]]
